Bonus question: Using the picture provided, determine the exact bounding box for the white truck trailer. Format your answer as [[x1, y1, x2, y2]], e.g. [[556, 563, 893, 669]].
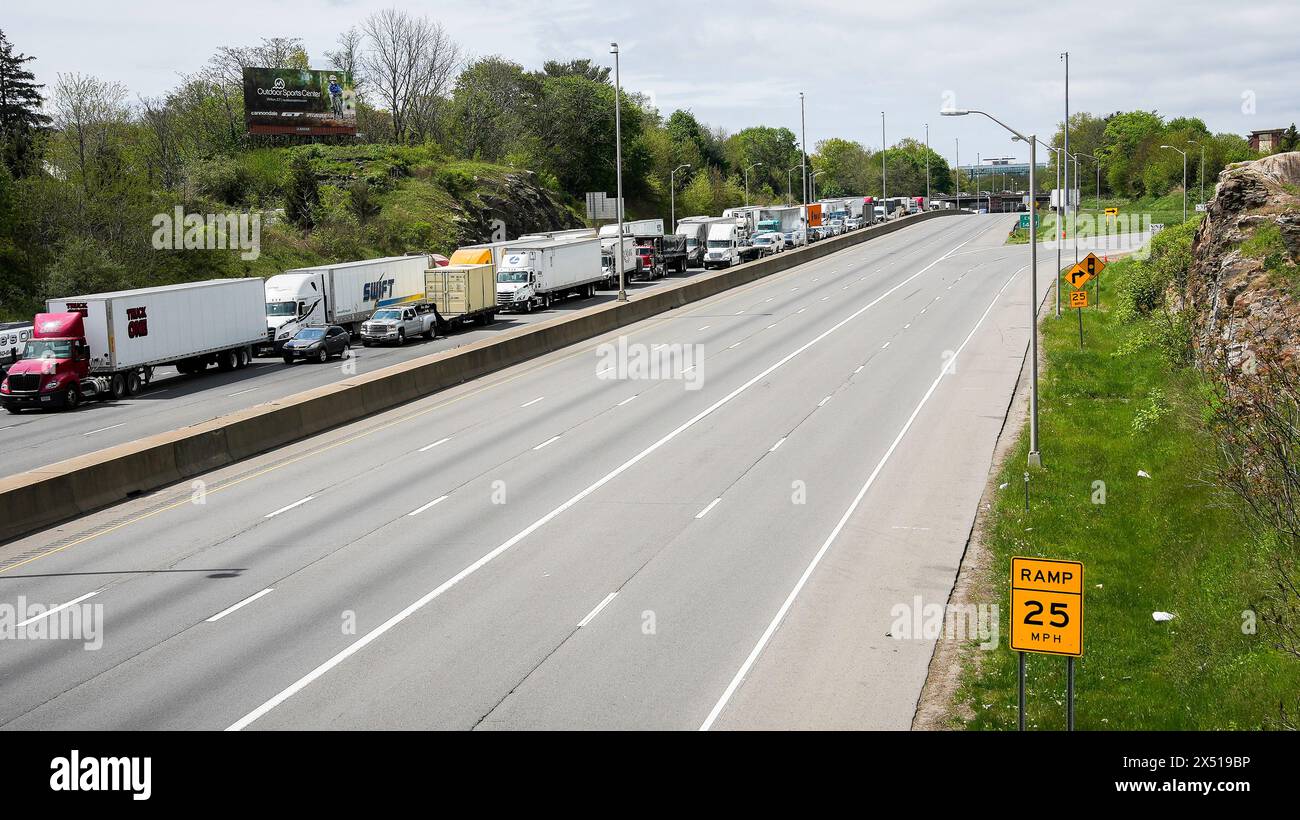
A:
[[262, 255, 431, 353], [495, 236, 604, 312], [2, 279, 266, 410]]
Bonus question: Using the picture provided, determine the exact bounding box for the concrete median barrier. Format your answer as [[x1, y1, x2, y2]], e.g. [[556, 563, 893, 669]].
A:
[[0, 209, 967, 544]]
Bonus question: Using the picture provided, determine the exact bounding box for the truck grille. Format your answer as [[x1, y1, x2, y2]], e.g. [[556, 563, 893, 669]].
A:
[[267, 328, 277, 343], [7, 373, 40, 392], [497, 293, 514, 306]]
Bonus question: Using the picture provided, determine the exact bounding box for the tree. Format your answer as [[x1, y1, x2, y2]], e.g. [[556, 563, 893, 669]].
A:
[[447, 57, 539, 162], [346, 179, 380, 224], [0, 29, 51, 177], [812, 138, 871, 198], [1280, 123, 1300, 153], [724, 126, 800, 199], [325, 27, 366, 95], [361, 9, 461, 144], [284, 152, 319, 230], [50, 73, 130, 202], [541, 59, 610, 84], [532, 74, 648, 199]]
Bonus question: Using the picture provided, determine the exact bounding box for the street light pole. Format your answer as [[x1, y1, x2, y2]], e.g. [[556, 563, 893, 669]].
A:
[[744, 162, 763, 206], [944, 108, 1041, 467], [1188, 139, 1205, 206], [881, 111, 887, 221], [955, 137, 959, 210], [1160, 144, 1188, 221], [611, 42, 626, 302], [786, 166, 797, 205], [925, 122, 930, 205], [800, 92, 808, 210], [1061, 51, 1071, 277], [670, 163, 690, 232]]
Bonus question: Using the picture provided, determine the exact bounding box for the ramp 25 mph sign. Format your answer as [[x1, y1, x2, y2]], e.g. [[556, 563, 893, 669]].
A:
[[1011, 556, 1084, 657]]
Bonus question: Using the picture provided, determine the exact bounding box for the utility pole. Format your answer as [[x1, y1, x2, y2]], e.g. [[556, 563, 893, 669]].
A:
[[881, 111, 887, 221], [611, 42, 625, 302]]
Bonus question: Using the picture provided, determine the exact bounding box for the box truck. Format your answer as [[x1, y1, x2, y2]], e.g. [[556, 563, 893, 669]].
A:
[[601, 236, 638, 283], [675, 217, 731, 268], [1, 279, 266, 412], [598, 219, 664, 240], [703, 222, 743, 269], [496, 237, 604, 312], [262, 255, 430, 353]]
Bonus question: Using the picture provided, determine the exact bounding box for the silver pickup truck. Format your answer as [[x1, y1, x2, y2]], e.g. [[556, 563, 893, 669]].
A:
[[360, 303, 439, 346]]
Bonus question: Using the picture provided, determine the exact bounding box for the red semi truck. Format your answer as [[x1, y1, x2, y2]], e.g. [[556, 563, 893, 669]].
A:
[[0, 279, 266, 413]]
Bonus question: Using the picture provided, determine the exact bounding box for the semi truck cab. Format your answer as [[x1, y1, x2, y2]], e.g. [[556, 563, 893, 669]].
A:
[[0, 313, 94, 411], [496, 252, 538, 311]]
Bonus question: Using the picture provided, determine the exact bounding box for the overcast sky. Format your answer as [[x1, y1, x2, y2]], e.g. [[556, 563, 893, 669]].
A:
[[7, 0, 1298, 165]]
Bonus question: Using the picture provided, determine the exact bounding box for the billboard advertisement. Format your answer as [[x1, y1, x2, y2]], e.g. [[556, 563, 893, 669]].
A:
[[242, 68, 356, 136]]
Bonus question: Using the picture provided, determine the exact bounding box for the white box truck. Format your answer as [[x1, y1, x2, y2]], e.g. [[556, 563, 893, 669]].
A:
[[2, 279, 266, 411], [261, 255, 431, 353], [676, 217, 732, 268], [496, 237, 604, 312], [703, 222, 743, 269], [598, 219, 665, 239]]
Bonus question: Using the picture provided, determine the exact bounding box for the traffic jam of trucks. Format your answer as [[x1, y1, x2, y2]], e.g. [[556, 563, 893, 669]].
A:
[[0, 195, 910, 413]]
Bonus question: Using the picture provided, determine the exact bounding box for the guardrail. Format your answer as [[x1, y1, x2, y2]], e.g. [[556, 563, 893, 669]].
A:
[[0, 209, 967, 544]]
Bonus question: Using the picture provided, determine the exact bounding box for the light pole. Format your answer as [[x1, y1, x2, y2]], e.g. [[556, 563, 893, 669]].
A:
[[881, 111, 887, 221], [786, 165, 799, 205], [925, 122, 930, 205], [800, 92, 808, 210], [670, 163, 690, 232], [611, 42, 626, 302], [1061, 51, 1072, 280], [955, 137, 959, 209], [945, 107, 1041, 467], [744, 162, 763, 206], [1025, 137, 1065, 318], [811, 170, 826, 202], [1160, 144, 1188, 222]]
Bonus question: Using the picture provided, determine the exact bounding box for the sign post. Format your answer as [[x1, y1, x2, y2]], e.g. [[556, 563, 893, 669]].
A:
[[1011, 556, 1084, 730]]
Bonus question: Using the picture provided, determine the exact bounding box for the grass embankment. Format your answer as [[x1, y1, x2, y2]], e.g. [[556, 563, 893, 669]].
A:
[[1005, 193, 1192, 244], [955, 221, 1300, 730]]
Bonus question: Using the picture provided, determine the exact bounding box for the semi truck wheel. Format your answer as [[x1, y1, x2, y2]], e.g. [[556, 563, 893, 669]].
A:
[[126, 371, 141, 396], [109, 373, 127, 400], [63, 387, 80, 409]]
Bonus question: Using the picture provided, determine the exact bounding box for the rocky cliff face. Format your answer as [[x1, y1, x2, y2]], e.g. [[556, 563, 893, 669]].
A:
[[1181, 152, 1300, 366], [453, 170, 584, 246]]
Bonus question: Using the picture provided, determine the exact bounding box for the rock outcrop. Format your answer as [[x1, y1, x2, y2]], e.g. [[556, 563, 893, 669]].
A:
[[1181, 152, 1300, 366], [453, 170, 584, 246]]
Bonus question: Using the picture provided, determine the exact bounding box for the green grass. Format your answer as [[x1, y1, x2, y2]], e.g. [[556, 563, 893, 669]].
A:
[[954, 256, 1300, 730], [1006, 193, 1195, 244]]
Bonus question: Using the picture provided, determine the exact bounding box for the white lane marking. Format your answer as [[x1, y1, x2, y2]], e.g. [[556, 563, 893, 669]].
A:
[[769, 437, 786, 452], [520, 396, 545, 408], [597, 366, 614, 375], [764, 297, 775, 303], [854, 365, 864, 374], [820, 296, 829, 301], [577, 592, 618, 628], [265, 496, 314, 518], [652, 343, 667, 350], [206, 588, 275, 622], [419, 437, 451, 452], [765, 323, 778, 330], [616, 395, 638, 407], [533, 435, 561, 451], [697, 325, 711, 331], [735, 310, 745, 315], [408, 495, 449, 516], [904, 323, 911, 330], [728, 342, 742, 349], [83, 424, 126, 436], [16, 589, 103, 628], [796, 308, 806, 314], [695, 498, 722, 519], [227, 232, 979, 732], [791, 287, 799, 291], [817, 396, 831, 407], [228, 387, 258, 397], [699, 261, 1026, 731], [882, 341, 891, 349]]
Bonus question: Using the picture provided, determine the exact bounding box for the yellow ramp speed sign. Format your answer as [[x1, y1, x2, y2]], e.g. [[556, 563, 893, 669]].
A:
[[1011, 557, 1084, 657]]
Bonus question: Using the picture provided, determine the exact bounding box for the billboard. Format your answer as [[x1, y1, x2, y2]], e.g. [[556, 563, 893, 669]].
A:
[[242, 68, 356, 136]]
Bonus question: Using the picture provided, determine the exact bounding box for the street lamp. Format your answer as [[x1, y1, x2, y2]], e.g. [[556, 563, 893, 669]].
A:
[[670, 163, 690, 231], [1159, 144, 1188, 222], [800, 92, 808, 209], [812, 170, 825, 202], [944, 107, 1041, 467], [1021, 136, 1066, 319], [786, 165, 799, 205], [881, 111, 887, 221], [744, 162, 764, 206], [925, 122, 930, 205], [610, 42, 626, 302]]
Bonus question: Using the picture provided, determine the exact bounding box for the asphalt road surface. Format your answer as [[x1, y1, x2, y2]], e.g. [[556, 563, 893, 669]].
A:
[[0, 214, 1145, 729]]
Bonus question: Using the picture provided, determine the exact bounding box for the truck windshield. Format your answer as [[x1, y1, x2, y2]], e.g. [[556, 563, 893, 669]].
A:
[[497, 271, 528, 284], [683, 238, 699, 249], [707, 239, 731, 249], [21, 339, 73, 359], [371, 310, 401, 321], [266, 302, 298, 317]]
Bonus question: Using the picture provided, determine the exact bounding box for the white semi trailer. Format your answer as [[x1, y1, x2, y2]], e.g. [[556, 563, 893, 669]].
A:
[[495, 236, 604, 312]]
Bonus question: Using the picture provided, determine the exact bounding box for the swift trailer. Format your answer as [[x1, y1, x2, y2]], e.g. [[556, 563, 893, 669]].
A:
[[1, 279, 265, 412], [262, 255, 430, 354], [496, 237, 604, 312]]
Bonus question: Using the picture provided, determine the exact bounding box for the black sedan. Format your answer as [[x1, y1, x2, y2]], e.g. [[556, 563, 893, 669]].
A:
[[282, 325, 351, 364]]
